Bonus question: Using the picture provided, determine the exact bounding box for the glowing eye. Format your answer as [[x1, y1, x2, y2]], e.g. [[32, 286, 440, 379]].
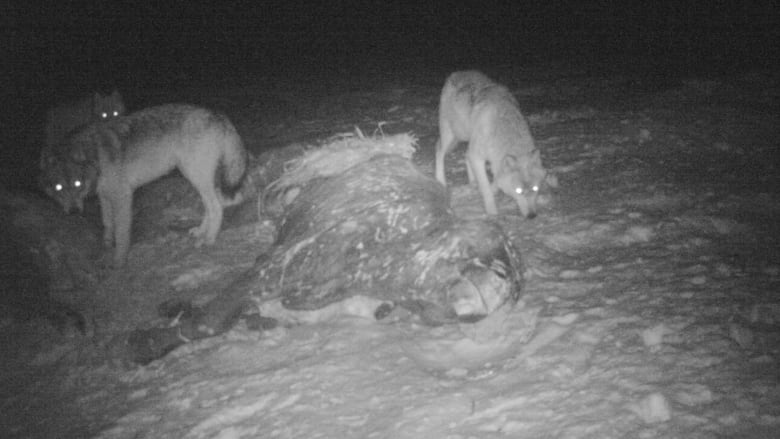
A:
[[101, 112, 109, 118], [112, 111, 119, 116], [515, 187, 523, 194], [55, 183, 63, 191], [532, 185, 539, 192], [74, 180, 82, 188]]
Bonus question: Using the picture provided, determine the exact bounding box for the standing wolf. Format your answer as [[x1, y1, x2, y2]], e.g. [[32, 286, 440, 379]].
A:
[[44, 90, 126, 151], [40, 104, 247, 267], [435, 70, 554, 217]]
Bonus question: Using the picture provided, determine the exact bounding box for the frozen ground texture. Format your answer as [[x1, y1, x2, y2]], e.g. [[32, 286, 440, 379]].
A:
[[2, 71, 779, 438]]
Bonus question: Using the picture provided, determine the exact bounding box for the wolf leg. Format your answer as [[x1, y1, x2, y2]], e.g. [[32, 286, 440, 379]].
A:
[[466, 157, 476, 185], [186, 171, 224, 246], [435, 123, 457, 186], [200, 187, 223, 245], [98, 190, 115, 247], [467, 148, 498, 215], [111, 187, 134, 267]]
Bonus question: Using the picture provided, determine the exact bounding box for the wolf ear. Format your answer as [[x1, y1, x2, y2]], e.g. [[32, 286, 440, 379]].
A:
[[545, 172, 559, 189], [529, 149, 541, 165], [70, 146, 88, 163], [40, 149, 55, 170], [108, 90, 122, 104], [502, 155, 519, 168]]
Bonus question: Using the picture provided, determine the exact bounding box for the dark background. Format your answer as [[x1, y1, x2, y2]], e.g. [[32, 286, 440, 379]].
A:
[[4, 0, 777, 91], [1, 0, 777, 189]]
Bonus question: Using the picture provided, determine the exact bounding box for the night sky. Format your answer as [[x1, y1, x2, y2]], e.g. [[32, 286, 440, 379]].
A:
[[5, 0, 777, 93]]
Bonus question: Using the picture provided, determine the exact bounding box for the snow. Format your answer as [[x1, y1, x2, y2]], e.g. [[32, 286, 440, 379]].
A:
[[2, 71, 779, 438]]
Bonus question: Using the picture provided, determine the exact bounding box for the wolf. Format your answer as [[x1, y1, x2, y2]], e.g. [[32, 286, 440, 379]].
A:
[[435, 70, 555, 217], [44, 90, 126, 151], [39, 104, 248, 267]]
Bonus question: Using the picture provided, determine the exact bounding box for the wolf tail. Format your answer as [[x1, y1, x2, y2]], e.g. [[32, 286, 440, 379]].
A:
[[216, 117, 248, 204]]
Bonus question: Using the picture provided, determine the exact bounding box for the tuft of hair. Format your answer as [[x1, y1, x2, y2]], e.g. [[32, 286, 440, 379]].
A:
[[267, 126, 417, 196], [216, 157, 246, 200], [214, 119, 248, 202]]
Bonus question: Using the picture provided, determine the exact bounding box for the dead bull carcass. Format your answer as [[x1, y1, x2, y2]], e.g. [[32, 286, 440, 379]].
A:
[[127, 145, 524, 364], [253, 153, 524, 323]]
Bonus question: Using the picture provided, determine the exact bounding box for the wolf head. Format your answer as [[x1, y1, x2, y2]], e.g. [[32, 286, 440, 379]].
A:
[[92, 90, 125, 120], [494, 149, 556, 219], [39, 147, 98, 214]]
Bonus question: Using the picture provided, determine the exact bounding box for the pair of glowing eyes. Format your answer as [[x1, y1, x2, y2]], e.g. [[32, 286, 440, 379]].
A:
[[54, 180, 82, 192], [100, 111, 120, 119], [515, 185, 539, 195]]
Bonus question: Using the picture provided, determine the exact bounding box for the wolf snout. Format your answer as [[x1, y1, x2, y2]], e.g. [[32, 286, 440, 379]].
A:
[[515, 197, 537, 219], [61, 199, 85, 215]]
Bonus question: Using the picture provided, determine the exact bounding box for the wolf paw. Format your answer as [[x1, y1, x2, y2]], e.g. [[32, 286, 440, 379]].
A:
[[189, 228, 218, 248], [188, 224, 208, 242], [95, 252, 115, 270], [103, 231, 114, 248]]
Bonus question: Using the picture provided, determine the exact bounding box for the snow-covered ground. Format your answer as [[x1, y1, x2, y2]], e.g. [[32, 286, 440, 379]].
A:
[[2, 70, 778, 438]]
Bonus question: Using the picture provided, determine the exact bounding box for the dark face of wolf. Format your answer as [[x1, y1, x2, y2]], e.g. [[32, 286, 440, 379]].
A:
[[92, 90, 126, 121], [40, 156, 97, 214], [494, 150, 548, 219]]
